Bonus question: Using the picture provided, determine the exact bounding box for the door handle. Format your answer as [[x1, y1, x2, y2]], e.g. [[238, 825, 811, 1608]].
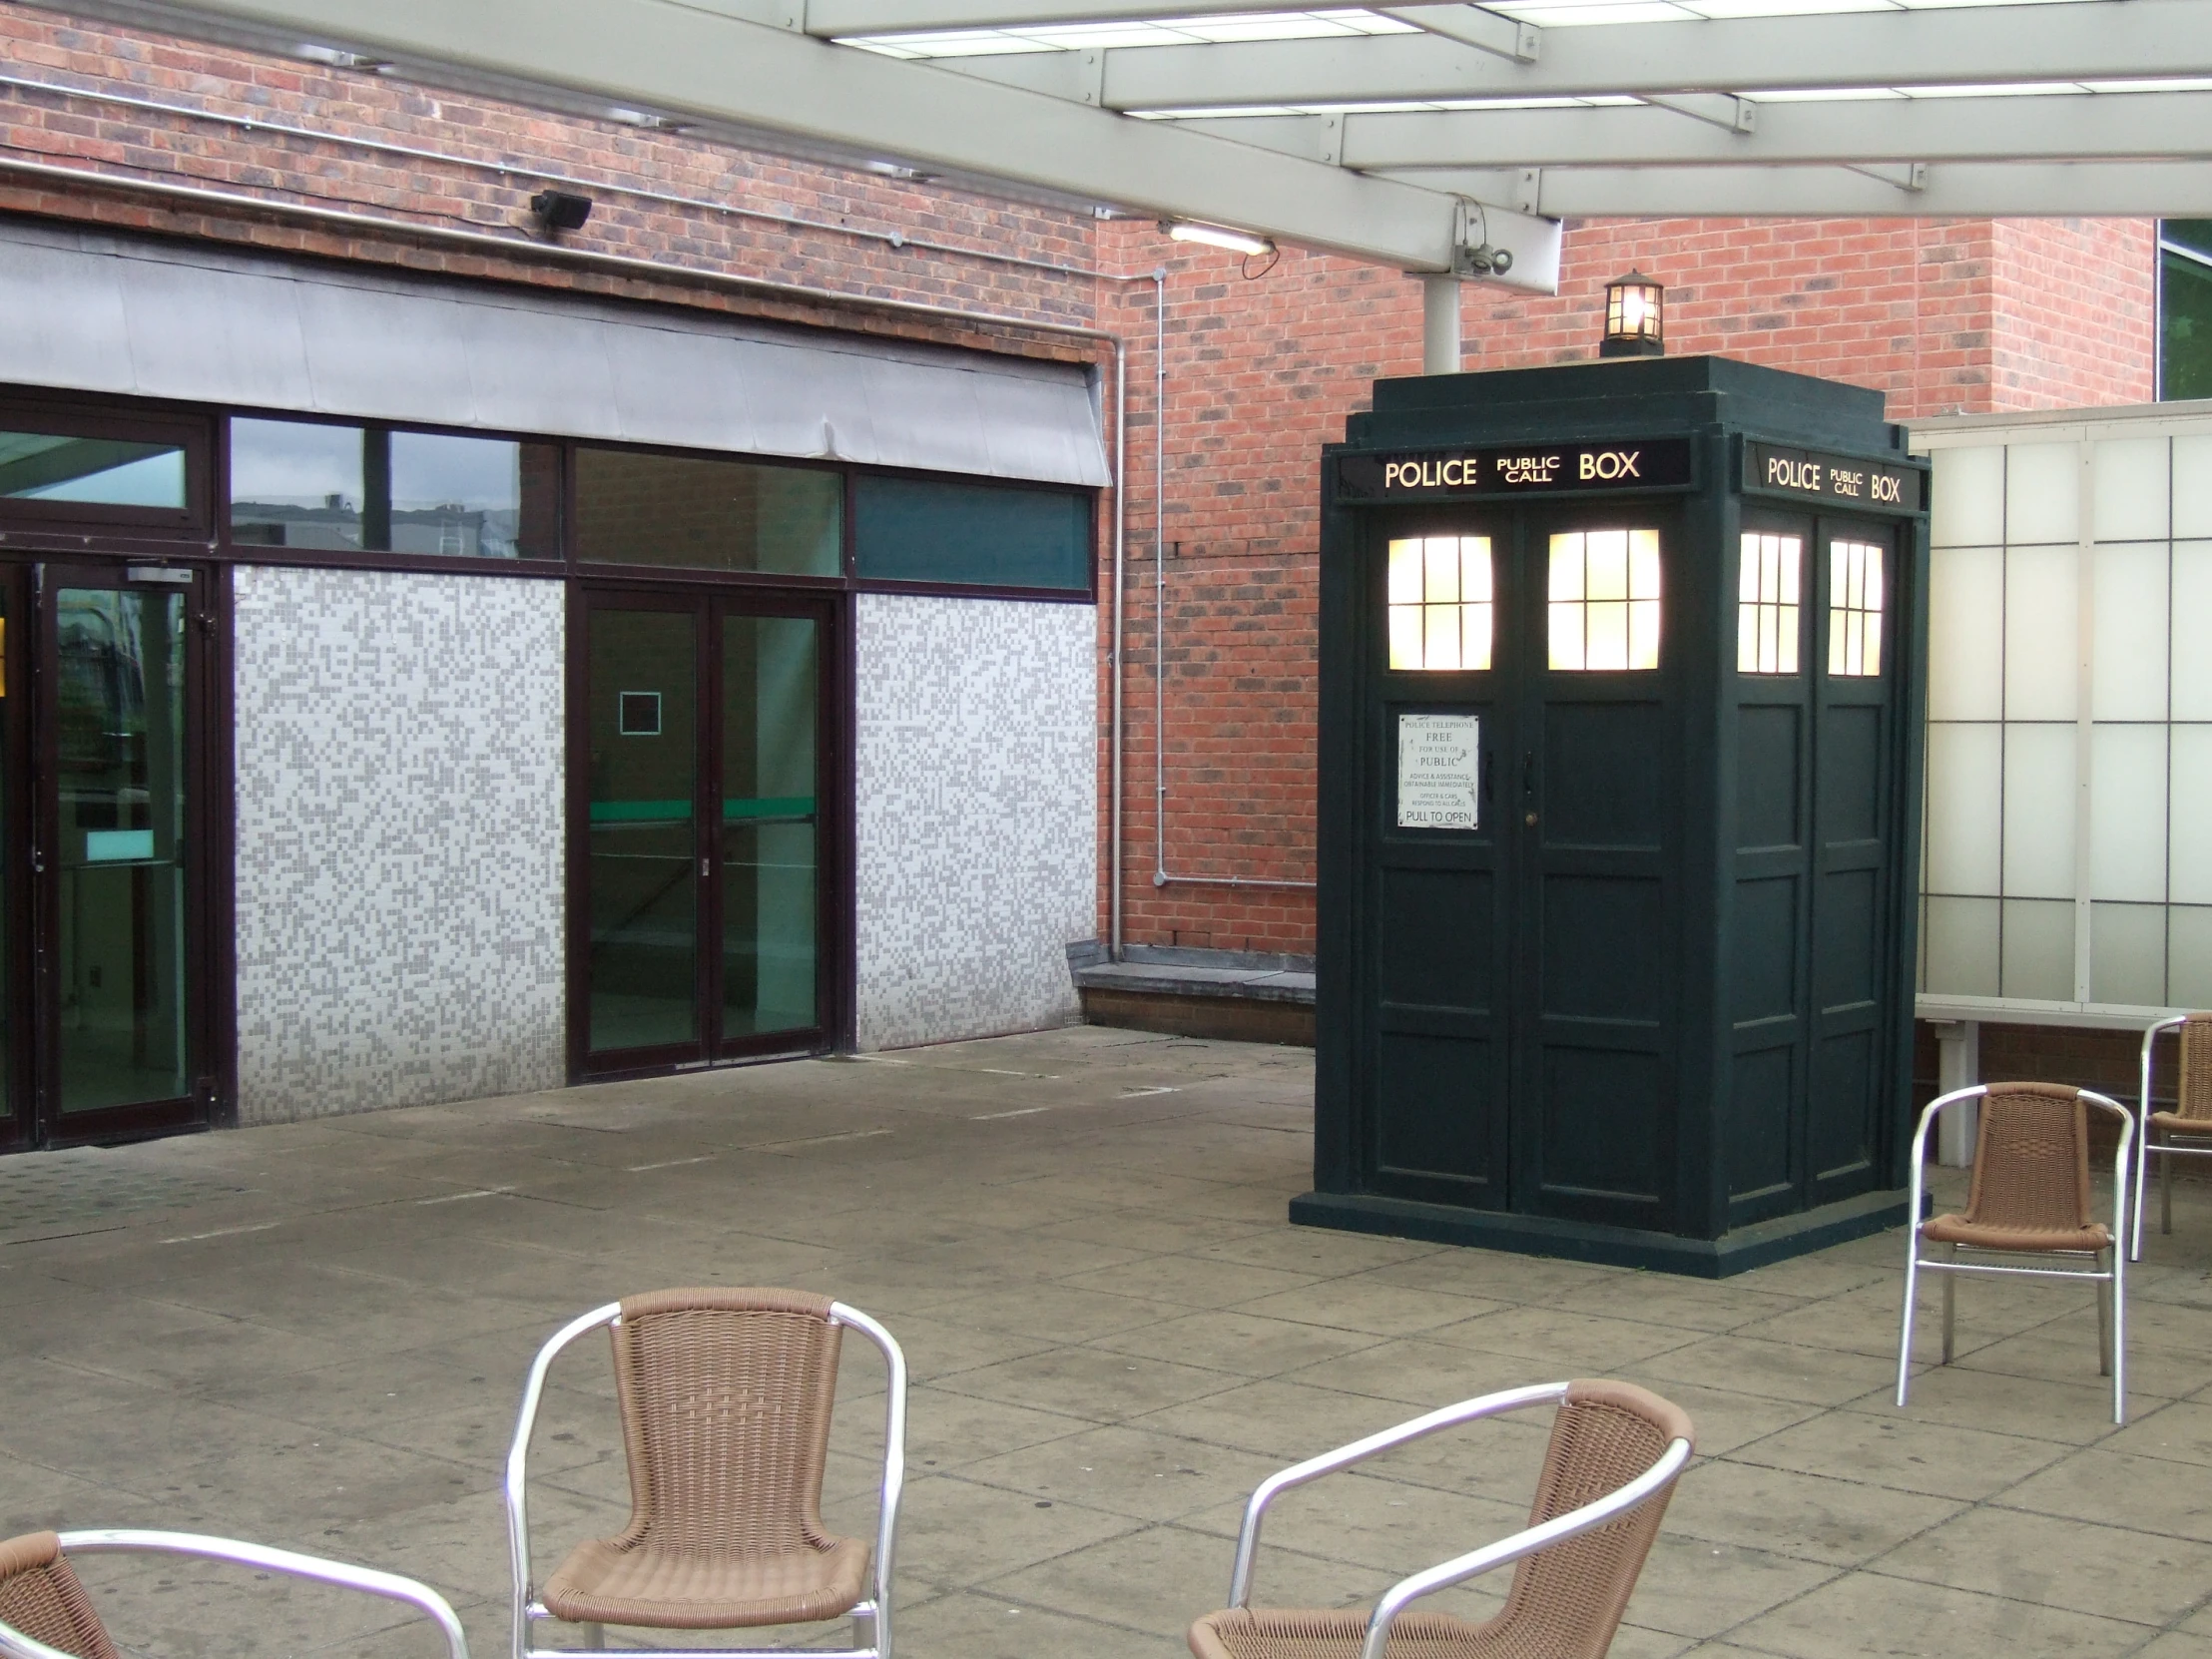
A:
[[30, 845, 43, 874], [701, 855, 711, 879], [1521, 752, 1537, 830]]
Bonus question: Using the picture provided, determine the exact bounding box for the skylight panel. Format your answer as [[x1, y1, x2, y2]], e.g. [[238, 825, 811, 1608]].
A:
[[1484, 1, 1703, 24], [1745, 86, 1908, 100], [1902, 80, 2089, 96]]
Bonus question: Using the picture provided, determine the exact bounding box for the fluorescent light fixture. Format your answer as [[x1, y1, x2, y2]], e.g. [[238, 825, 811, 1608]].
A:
[[1160, 220, 1276, 257]]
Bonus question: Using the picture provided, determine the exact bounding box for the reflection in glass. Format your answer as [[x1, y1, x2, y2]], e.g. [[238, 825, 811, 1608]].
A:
[[576, 449, 841, 575], [588, 610, 699, 1053], [723, 616, 819, 1040], [229, 418, 556, 557], [0, 432, 186, 508], [57, 588, 189, 1114], [1548, 528, 1661, 671]]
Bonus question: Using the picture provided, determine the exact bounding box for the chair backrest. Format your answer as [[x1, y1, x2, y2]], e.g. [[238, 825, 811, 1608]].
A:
[[2176, 1015, 2212, 1123], [608, 1287, 844, 1557], [0, 1534, 120, 1659], [1963, 1083, 2093, 1232], [1488, 1381, 1693, 1659]]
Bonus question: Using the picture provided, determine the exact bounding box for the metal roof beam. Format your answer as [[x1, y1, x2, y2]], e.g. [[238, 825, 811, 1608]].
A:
[[1385, 160, 2212, 217], [1301, 89, 2212, 169], [1093, 0, 2212, 109]]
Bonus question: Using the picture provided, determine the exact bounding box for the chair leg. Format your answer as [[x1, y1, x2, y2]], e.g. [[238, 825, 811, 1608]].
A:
[[2096, 1250, 2113, 1379], [1897, 1230, 1922, 1406], [2113, 1239, 2128, 1426], [852, 1604, 878, 1654], [1940, 1246, 1956, 1365], [581, 1624, 603, 1652], [2163, 1136, 2175, 1236]]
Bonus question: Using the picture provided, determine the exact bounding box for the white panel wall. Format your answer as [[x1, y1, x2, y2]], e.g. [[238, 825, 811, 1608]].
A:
[[852, 594, 1094, 1050], [232, 566, 566, 1120], [1918, 405, 2212, 1013]]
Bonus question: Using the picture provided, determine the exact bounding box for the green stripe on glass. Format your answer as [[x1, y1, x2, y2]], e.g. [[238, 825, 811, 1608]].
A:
[[590, 797, 816, 825]]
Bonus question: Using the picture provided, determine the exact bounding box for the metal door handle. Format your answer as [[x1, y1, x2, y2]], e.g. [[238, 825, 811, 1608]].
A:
[[700, 856, 711, 878], [1524, 812, 1538, 829]]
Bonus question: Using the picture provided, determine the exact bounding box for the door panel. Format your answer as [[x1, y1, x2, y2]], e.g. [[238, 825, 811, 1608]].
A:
[[719, 613, 820, 1044]]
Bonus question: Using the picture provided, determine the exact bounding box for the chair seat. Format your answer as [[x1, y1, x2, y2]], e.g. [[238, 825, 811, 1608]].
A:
[[2149, 1112, 2212, 1140], [1922, 1213, 2110, 1253], [542, 1535, 868, 1629], [1191, 1608, 1526, 1659]]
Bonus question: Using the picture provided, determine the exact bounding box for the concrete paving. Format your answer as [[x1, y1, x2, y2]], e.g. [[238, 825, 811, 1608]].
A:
[[3, 1026, 2210, 1659]]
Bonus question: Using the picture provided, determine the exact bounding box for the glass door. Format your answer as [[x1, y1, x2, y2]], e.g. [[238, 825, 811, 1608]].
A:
[[575, 588, 831, 1075], [31, 564, 211, 1144]]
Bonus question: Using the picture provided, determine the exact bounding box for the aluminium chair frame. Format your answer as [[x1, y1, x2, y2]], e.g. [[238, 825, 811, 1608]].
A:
[[2131, 1013, 2212, 1261], [1897, 1084, 2133, 1425], [1223, 1382, 1694, 1659], [505, 1300, 907, 1659], [0, 1528, 469, 1659]]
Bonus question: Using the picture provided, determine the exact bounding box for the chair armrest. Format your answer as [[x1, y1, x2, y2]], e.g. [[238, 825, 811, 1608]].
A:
[[1356, 1435, 1693, 1659], [47, 1528, 469, 1659], [830, 1302, 909, 1659], [1226, 1382, 1569, 1608], [505, 1303, 621, 1659]]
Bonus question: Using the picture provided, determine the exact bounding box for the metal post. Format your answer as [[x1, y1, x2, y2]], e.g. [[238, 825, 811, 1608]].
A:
[[1421, 274, 1461, 375], [1935, 1019, 1979, 1166]]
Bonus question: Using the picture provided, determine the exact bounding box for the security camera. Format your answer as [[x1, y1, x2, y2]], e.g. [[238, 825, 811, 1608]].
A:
[[1455, 242, 1513, 278]]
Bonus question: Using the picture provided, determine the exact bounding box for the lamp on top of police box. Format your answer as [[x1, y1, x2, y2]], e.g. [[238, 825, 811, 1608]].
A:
[[1599, 272, 1665, 358]]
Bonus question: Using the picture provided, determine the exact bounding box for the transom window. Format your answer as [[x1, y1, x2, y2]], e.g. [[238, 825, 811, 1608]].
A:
[[1386, 535, 1492, 672], [1830, 540, 1886, 677], [1548, 528, 1660, 671], [1738, 532, 1802, 676]]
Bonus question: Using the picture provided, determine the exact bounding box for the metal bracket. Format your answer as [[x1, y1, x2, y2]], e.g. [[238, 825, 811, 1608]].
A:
[[1847, 161, 1929, 192], [1449, 197, 1513, 278], [1645, 92, 1757, 134]]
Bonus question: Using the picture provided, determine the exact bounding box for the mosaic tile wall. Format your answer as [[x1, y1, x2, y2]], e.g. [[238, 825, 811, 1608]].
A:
[[232, 566, 566, 1122], [854, 594, 1094, 1050]]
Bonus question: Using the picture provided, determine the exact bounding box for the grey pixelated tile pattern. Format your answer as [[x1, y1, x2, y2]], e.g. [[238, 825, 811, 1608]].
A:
[[232, 566, 566, 1124], [853, 593, 1093, 1050]]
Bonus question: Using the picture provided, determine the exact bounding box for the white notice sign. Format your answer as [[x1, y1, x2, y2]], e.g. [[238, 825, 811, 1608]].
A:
[[1397, 713, 1481, 830]]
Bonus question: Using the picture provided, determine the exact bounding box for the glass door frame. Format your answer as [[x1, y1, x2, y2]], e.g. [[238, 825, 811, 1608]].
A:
[[566, 580, 849, 1081], [27, 560, 219, 1148]]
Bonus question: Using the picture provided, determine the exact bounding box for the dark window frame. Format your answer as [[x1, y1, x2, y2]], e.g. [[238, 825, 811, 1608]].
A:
[[0, 395, 211, 537]]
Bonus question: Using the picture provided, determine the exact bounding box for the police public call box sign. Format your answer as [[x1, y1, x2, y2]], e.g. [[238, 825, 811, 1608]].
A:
[[1742, 441, 1922, 514], [1338, 438, 1693, 501]]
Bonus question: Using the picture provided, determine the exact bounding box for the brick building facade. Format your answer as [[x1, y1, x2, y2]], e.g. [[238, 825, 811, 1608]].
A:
[[0, 5, 2166, 1022]]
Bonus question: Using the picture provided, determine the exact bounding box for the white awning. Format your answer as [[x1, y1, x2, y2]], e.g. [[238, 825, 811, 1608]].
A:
[[0, 218, 1110, 488]]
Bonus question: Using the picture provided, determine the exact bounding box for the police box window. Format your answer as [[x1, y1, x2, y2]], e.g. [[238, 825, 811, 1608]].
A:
[[854, 475, 1092, 592]]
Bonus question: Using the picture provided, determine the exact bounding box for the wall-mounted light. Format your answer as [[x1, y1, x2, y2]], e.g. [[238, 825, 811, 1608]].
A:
[[294, 43, 391, 72], [529, 189, 594, 238], [1159, 220, 1276, 259], [607, 107, 694, 134], [865, 160, 941, 185], [1600, 271, 1665, 358]]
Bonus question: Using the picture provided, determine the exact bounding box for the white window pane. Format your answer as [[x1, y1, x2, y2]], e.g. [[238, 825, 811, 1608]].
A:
[[2091, 542, 2170, 722], [1738, 603, 1759, 675], [1864, 619, 1881, 678], [1389, 604, 1423, 670], [2091, 901, 2167, 1007], [2170, 726, 2212, 903], [1778, 605, 1798, 675], [1463, 602, 1492, 672], [1587, 535, 1628, 601], [1424, 604, 1460, 670], [1424, 537, 1459, 604], [1630, 531, 1661, 599], [2001, 897, 2075, 1001], [1932, 444, 2005, 548], [2173, 544, 2212, 720], [1925, 894, 2000, 997], [2093, 437, 2170, 542], [2004, 545, 2078, 721], [1862, 548, 1883, 614], [2006, 441, 2081, 545], [1629, 600, 1660, 670], [1550, 536, 1584, 601], [1462, 540, 1493, 603], [1926, 723, 2002, 894], [2002, 723, 2077, 898], [1740, 535, 1761, 602], [2171, 905, 2212, 1008], [1388, 539, 1423, 605], [1780, 539, 1801, 605], [2175, 436, 2212, 540], [2090, 724, 2168, 901], [1757, 605, 1778, 674], [1586, 599, 1629, 669], [1549, 601, 1583, 670], [1930, 548, 2003, 719]]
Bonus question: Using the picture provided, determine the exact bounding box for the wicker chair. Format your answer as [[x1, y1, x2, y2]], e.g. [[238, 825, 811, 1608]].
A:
[[1188, 1381, 1694, 1659], [506, 1288, 905, 1659], [0, 1526, 467, 1659], [2131, 1013, 2212, 1260], [1897, 1083, 2134, 1424]]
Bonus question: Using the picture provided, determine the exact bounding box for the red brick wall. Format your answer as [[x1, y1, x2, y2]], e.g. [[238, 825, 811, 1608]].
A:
[[1988, 219, 2159, 410]]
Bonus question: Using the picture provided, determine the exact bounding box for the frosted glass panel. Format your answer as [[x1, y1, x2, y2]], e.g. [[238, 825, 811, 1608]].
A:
[[1925, 723, 2002, 893], [2005, 442, 2080, 545], [2170, 726, 2212, 903], [2001, 898, 2075, 1001], [1925, 895, 2000, 996], [2001, 724, 2076, 898], [1932, 445, 2005, 548], [2090, 724, 2168, 901], [2176, 436, 2212, 539], [2092, 543, 2170, 722], [2003, 546, 2077, 721], [2091, 901, 2167, 1006], [2172, 544, 2212, 720], [2172, 905, 2212, 1008], [2092, 437, 2170, 542], [1928, 547, 2002, 721]]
